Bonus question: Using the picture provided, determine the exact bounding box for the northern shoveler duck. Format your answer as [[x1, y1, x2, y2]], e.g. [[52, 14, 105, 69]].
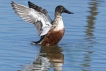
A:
[[11, 1, 73, 46]]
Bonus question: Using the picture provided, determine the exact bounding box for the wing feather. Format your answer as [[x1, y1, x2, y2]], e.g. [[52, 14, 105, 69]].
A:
[[11, 1, 52, 36], [28, 1, 52, 23]]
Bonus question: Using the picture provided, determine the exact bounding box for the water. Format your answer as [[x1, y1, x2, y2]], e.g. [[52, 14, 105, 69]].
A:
[[0, 0, 106, 71]]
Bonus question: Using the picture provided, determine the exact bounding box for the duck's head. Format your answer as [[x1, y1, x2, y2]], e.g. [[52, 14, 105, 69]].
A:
[[55, 5, 74, 15]]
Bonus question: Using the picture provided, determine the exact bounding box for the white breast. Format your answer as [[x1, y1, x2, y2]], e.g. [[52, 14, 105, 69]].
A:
[[54, 16, 64, 31]]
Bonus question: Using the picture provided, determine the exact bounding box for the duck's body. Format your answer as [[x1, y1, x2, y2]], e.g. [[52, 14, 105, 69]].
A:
[[38, 16, 65, 46], [11, 1, 73, 46]]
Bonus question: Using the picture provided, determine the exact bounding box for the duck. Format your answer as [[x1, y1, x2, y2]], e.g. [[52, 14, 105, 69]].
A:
[[11, 1, 74, 46]]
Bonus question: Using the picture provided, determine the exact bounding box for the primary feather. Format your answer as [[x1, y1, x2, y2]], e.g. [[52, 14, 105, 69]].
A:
[[11, 1, 52, 36]]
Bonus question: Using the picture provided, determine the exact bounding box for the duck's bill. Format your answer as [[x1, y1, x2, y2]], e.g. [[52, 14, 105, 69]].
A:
[[64, 8, 74, 14]]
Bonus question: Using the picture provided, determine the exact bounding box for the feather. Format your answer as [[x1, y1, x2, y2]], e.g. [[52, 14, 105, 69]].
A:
[[11, 1, 52, 36]]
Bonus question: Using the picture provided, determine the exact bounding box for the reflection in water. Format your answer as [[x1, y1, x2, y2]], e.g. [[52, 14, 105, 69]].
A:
[[19, 45, 64, 71], [82, 0, 100, 71], [85, 0, 99, 42]]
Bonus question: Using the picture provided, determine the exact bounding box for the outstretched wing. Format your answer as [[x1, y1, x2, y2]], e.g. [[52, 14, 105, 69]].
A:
[[11, 1, 52, 36], [28, 1, 52, 23]]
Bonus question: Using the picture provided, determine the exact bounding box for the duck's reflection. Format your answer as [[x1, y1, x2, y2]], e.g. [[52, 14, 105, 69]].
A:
[[20, 45, 64, 71]]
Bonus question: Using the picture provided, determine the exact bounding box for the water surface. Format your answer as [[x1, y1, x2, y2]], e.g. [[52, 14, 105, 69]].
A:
[[0, 0, 106, 71]]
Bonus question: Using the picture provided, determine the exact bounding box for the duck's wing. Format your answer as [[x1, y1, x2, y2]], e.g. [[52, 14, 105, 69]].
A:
[[28, 1, 52, 23], [11, 1, 52, 36]]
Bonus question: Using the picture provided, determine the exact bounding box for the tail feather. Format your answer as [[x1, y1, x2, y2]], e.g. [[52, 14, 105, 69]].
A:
[[31, 35, 45, 44]]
